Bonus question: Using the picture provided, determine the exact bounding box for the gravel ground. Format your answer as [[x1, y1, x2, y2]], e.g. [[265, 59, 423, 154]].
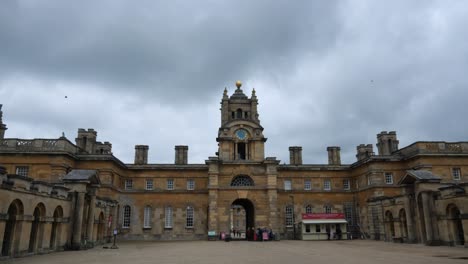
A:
[[3, 240, 468, 264]]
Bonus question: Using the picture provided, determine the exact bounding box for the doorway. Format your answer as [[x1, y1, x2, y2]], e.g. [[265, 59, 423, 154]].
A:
[[230, 199, 255, 240]]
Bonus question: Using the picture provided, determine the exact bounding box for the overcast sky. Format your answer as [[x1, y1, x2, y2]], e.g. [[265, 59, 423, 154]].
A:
[[1, 0, 467, 165]]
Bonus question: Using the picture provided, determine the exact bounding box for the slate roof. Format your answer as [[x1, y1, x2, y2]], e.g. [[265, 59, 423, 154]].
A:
[[399, 170, 441, 184], [230, 88, 248, 100], [63, 169, 100, 184]]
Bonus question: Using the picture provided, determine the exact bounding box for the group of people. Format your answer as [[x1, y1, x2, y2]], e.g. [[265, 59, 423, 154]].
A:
[[245, 227, 275, 241]]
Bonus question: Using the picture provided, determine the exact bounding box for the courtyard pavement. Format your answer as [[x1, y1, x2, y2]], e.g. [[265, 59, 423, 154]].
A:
[[3, 240, 468, 264]]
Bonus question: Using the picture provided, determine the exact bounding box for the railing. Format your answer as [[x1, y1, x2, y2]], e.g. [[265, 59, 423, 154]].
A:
[[0, 138, 77, 154]]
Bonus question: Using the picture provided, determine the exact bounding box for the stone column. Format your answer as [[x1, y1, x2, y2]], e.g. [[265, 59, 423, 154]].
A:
[[403, 197, 415, 242], [72, 192, 86, 249], [462, 219, 468, 248], [421, 192, 434, 244], [86, 189, 96, 246]]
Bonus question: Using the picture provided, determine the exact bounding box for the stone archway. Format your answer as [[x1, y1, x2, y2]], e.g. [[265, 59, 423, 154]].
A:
[[230, 199, 255, 240], [1, 199, 24, 257], [385, 211, 395, 241], [29, 203, 46, 253], [447, 204, 464, 246], [50, 206, 63, 250]]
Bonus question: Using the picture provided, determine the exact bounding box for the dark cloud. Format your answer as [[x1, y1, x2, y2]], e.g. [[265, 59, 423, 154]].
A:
[[1, 1, 468, 164]]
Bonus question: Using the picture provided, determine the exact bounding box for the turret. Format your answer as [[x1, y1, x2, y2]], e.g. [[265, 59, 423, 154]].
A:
[[75, 129, 97, 154], [376, 131, 399, 155]]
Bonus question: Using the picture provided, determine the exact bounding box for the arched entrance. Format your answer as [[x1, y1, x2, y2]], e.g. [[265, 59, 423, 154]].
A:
[[2, 199, 24, 257], [230, 199, 255, 240], [50, 206, 63, 250], [97, 212, 105, 242], [29, 203, 45, 253], [385, 211, 395, 241], [447, 204, 464, 246], [399, 208, 408, 241]]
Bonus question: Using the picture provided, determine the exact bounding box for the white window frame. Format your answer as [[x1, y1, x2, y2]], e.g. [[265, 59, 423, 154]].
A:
[[15, 166, 29, 177], [143, 206, 152, 228], [125, 179, 133, 190], [284, 180, 292, 191], [452, 168, 461, 181], [285, 205, 293, 226], [167, 179, 174, 190], [165, 206, 173, 228], [186, 206, 194, 228], [187, 179, 195, 190], [385, 173, 394, 184], [145, 179, 153, 190], [122, 205, 131, 228], [323, 179, 331, 191], [304, 180, 311, 191], [324, 205, 332, 214], [305, 205, 312, 214], [343, 179, 350, 190]]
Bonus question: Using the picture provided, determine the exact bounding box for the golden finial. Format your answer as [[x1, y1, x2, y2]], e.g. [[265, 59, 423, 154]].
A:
[[235, 80, 242, 89]]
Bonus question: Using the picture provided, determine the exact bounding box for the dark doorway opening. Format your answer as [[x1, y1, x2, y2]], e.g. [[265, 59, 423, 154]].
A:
[[230, 199, 255, 240], [2, 203, 18, 256]]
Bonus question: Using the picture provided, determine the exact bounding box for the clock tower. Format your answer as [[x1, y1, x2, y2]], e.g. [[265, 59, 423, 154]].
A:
[[217, 81, 266, 162]]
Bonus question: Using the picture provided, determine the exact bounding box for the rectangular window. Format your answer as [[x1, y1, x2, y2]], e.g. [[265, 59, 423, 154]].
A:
[[315, 225, 321, 233], [15, 166, 29, 177], [304, 180, 311, 190], [305, 224, 310, 233], [285, 206, 293, 226], [284, 180, 292, 191], [165, 206, 173, 228], [343, 179, 350, 190], [187, 179, 195, 190], [143, 206, 151, 228], [167, 179, 174, 190], [186, 206, 194, 228], [125, 179, 133, 190], [385, 173, 393, 184], [122, 205, 131, 228], [324, 206, 332, 214], [145, 179, 153, 190], [452, 168, 461, 180], [323, 179, 331, 191]]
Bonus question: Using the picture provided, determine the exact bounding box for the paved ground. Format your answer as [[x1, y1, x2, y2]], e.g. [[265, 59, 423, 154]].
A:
[[3, 240, 468, 264]]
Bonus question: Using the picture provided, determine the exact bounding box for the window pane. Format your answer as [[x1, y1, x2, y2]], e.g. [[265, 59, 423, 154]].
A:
[[452, 168, 461, 180], [304, 180, 311, 190], [167, 179, 174, 190], [305, 205, 312, 214], [125, 179, 133, 190], [165, 207, 172, 228], [15, 166, 29, 177], [284, 180, 292, 191], [123, 206, 131, 228], [144, 206, 151, 228], [187, 179, 195, 190], [324, 180, 331, 190], [285, 206, 293, 226], [146, 180, 153, 190], [186, 206, 194, 228], [385, 173, 393, 184]]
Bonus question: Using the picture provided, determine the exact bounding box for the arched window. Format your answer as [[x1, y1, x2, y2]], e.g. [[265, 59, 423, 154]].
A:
[[236, 109, 243, 119], [122, 205, 131, 228], [285, 206, 293, 226], [186, 206, 194, 228], [143, 206, 151, 228], [165, 206, 173, 228], [305, 205, 312, 214], [230, 175, 254, 186]]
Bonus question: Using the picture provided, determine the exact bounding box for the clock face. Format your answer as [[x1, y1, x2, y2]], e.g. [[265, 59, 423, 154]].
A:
[[236, 129, 247, 140]]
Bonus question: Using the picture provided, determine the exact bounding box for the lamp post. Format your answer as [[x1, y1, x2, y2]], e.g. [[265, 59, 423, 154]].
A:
[[289, 195, 296, 240]]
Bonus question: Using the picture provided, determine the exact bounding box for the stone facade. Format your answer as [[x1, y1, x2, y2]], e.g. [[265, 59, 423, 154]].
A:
[[0, 83, 468, 258]]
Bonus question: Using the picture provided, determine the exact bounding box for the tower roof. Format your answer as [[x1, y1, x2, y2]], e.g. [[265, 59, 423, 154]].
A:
[[229, 81, 248, 100]]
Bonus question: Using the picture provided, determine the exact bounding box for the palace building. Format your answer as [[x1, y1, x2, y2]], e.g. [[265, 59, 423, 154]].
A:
[[0, 81, 467, 257]]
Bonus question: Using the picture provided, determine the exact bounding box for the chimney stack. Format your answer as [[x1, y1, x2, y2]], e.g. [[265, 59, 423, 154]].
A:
[[134, 145, 149, 165], [327, 146, 341, 165], [376, 131, 399, 155], [289, 146, 303, 165], [175, 145, 188, 165], [356, 144, 374, 161]]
